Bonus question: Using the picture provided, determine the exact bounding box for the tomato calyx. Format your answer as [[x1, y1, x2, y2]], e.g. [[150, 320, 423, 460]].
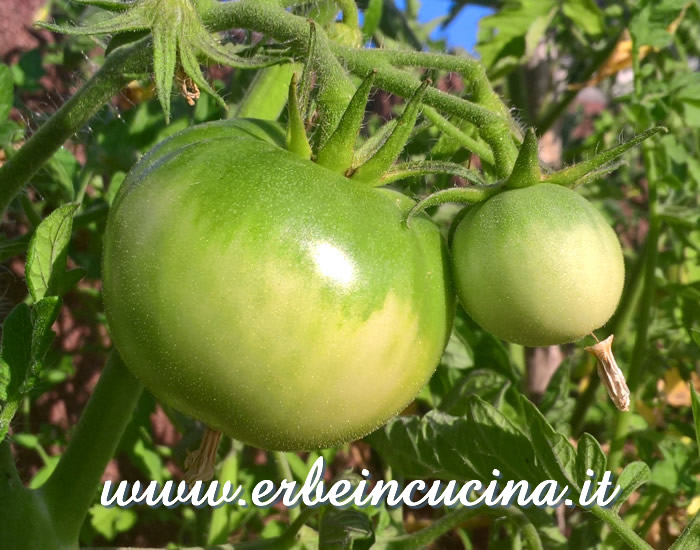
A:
[[37, 0, 288, 122], [406, 125, 668, 223]]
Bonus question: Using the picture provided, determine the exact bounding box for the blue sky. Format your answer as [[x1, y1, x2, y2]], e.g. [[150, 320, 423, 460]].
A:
[[394, 0, 493, 52]]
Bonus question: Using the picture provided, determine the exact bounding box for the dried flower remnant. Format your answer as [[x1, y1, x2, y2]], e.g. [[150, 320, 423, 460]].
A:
[[585, 334, 630, 411], [184, 427, 222, 483]]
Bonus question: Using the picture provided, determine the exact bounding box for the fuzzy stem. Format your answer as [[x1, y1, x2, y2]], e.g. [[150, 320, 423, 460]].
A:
[[0, 38, 149, 218], [591, 507, 654, 550], [207, 0, 355, 145], [422, 106, 494, 164], [41, 352, 143, 544], [367, 48, 515, 126], [329, 45, 519, 178], [380, 506, 481, 550]]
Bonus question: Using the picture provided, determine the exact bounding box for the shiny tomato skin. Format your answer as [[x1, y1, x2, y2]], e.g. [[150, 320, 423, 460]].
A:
[[450, 183, 624, 347], [102, 121, 454, 451]]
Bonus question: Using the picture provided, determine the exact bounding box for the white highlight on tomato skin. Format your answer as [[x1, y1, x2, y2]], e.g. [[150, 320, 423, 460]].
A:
[[309, 241, 356, 288]]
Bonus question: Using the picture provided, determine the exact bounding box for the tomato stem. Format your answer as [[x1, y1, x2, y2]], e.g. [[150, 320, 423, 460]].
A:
[[41, 351, 143, 544], [405, 183, 504, 224]]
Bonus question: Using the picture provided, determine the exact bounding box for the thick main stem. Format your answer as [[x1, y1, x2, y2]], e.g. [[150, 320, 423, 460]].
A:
[[0, 38, 149, 217], [41, 352, 143, 544]]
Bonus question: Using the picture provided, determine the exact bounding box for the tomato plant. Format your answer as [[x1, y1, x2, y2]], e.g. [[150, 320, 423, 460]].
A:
[[1, 0, 698, 549]]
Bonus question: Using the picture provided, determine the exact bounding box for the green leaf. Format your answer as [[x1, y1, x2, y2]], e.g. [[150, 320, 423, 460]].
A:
[[612, 461, 650, 513], [88, 504, 138, 541], [0, 63, 13, 121], [476, 0, 554, 73], [0, 303, 32, 401], [319, 510, 374, 550], [439, 369, 509, 415], [519, 396, 580, 493], [22, 296, 62, 393], [363, 0, 384, 42], [28, 454, 60, 490], [629, 0, 687, 50], [562, 0, 603, 35], [691, 385, 700, 460], [25, 203, 80, 303], [575, 433, 607, 487]]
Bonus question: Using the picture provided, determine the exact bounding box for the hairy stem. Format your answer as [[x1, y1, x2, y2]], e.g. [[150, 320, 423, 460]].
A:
[[381, 506, 481, 550], [591, 507, 654, 550], [207, 0, 355, 144], [330, 45, 519, 178], [41, 352, 143, 544], [0, 38, 150, 218], [422, 106, 495, 164]]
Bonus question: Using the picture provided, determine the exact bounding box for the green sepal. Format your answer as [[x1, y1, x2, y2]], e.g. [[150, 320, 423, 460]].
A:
[[380, 160, 487, 186], [405, 183, 504, 225], [316, 70, 376, 174], [152, 19, 178, 122], [286, 73, 312, 160], [351, 119, 397, 168], [36, 8, 150, 36], [545, 127, 667, 188], [351, 79, 430, 184], [505, 128, 541, 189]]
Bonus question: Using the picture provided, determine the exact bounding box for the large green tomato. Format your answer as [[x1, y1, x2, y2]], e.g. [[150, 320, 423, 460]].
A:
[[451, 183, 624, 347], [102, 120, 454, 451]]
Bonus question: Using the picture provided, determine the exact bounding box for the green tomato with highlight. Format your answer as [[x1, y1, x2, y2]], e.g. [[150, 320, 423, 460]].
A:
[[450, 183, 624, 347], [102, 119, 454, 451]]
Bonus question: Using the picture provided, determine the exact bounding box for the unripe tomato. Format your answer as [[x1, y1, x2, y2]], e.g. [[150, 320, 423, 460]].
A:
[[450, 183, 624, 347], [102, 120, 453, 451]]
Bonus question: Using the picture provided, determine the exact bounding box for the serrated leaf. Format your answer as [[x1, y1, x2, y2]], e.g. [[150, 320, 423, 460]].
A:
[[520, 396, 580, 493], [575, 433, 607, 487], [612, 461, 650, 513], [25, 203, 80, 303], [319, 510, 374, 550], [0, 63, 13, 121], [439, 369, 509, 415], [22, 296, 62, 393], [0, 303, 32, 400]]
